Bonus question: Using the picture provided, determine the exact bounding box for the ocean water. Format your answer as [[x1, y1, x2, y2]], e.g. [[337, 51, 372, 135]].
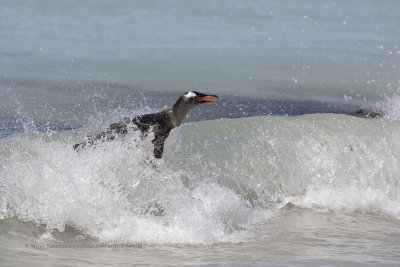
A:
[[1, 0, 400, 266]]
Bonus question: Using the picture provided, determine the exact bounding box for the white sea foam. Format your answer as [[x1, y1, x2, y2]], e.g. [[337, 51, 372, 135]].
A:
[[0, 129, 261, 244], [377, 92, 400, 121], [167, 114, 400, 219], [1, 113, 400, 244], [293, 185, 400, 218]]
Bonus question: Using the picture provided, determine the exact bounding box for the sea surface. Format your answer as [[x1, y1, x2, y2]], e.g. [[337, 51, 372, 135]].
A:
[[1, 0, 400, 266]]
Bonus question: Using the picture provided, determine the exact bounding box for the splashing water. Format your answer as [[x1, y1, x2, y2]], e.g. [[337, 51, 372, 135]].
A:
[[1, 112, 400, 245], [377, 90, 400, 121], [0, 127, 265, 244]]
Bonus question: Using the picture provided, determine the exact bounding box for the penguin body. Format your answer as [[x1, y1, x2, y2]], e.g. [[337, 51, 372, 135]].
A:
[[73, 91, 218, 158]]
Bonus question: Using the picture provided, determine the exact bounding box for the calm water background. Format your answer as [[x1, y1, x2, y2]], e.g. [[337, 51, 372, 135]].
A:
[[1, 0, 400, 266], [1, 0, 399, 107]]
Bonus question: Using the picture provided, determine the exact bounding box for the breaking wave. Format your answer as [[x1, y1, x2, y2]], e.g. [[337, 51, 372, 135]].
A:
[[1, 112, 400, 244]]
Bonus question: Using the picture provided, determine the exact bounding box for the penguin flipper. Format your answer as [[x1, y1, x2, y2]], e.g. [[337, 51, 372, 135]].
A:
[[152, 130, 171, 158], [152, 134, 167, 159]]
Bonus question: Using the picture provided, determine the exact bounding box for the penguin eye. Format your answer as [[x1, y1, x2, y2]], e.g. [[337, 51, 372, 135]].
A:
[[192, 96, 198, 101]]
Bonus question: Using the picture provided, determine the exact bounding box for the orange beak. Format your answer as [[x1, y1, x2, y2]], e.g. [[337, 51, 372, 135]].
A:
[[197, 95, 219, 102]]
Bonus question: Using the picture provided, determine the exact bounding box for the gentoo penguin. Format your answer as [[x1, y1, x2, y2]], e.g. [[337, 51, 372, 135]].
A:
[[73, 91, 219, 158]]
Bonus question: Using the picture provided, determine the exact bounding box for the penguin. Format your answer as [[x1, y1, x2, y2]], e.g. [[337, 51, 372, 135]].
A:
[[73, 91, 219, 158]]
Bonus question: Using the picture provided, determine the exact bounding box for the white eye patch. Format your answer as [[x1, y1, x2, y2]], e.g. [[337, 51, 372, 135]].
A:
[[185, 91, 197, 98]]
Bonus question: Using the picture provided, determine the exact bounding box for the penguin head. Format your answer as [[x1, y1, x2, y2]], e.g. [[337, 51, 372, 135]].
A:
[[182, 91, 219, 105], [171, 91, 219, 127]]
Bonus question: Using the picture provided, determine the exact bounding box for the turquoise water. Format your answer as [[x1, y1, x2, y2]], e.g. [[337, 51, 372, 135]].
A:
[[1, 0, 399, 104], [1, 1, 400, 266]]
